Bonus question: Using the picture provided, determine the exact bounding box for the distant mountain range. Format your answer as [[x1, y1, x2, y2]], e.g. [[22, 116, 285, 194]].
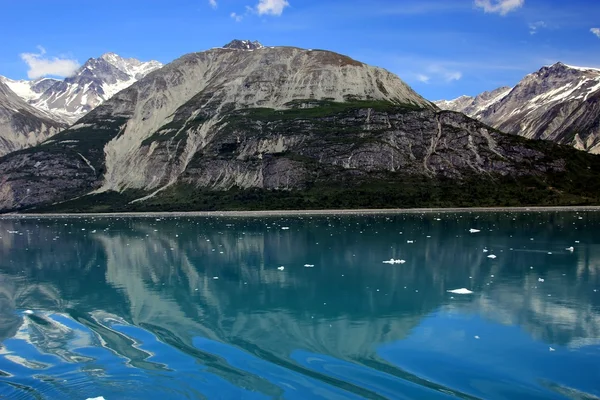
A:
[[1, 53, 162, 124], [436, 63, 600, 153], [2, 40, 600, 213]]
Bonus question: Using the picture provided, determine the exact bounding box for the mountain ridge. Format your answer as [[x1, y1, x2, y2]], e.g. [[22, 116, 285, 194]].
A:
[[435, 62, 600, 153], [2, 43, 600, 213]]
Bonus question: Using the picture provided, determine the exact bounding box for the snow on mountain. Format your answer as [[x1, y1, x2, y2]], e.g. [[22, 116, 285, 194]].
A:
[[435, 62, 600, 153], [0, 77, 60, 102], [435, 87, 512, 117], [2, 53, 162, 124]]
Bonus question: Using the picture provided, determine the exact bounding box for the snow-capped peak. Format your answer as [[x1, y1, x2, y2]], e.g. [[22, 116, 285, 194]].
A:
[[2, 52, 164, 124], [223, 40, 264, 50]]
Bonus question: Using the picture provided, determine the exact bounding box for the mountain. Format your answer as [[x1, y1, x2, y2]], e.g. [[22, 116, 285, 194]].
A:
[[223, 39, 264, 50], [2, 53, 162, 124], [435, 63, 600, 153], [1, 41, 600, 213], [0, 77, 60, 102], [0, 80, 66, 157]]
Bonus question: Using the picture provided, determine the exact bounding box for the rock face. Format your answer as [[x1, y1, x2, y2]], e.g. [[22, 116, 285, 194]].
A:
[[1, 53, 162, 124], [1, 43, 599, 212], [0, 80, 66, 157], [435, 63, 600, 153]]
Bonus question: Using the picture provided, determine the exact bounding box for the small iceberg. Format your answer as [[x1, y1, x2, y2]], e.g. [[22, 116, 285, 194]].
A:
[[469, 229, 481, 233], [407, 240, 414, 244], [24, 310, 34, 315], [277, 266, 285, 271], [304, 264, 315, 268], [566, 247, 574, 252], [447, 288, 473, 294], [487, 255, 497, 259], [281, 227, 290, 230], [86, 397, 106, 400], [538, 278, 545, 282], [383, 259, 406, 264]]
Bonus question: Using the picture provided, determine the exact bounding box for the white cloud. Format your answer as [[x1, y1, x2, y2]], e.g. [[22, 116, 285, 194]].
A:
[[474, 0, 524, 16], [411, 65, 461, 85], [209, 0, 217, 8], [592, 28, 600, 38], [444, 71, 462, 82], [529, 21, 546, 35], [20, 46, 79, 79], [417, 74, 430, 83], [256, 0, 289, 16], [231, 12, 243, 22]]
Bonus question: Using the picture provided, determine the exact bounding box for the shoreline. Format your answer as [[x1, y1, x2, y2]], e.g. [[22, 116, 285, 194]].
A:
[[3, 205, 600, 218]]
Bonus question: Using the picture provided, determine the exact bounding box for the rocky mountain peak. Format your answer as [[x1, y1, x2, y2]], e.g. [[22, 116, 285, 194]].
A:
[[223, 40, 264, 50]]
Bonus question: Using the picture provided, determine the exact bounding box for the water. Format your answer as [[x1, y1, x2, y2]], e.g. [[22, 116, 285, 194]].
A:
[[0, 212, 599, 400]]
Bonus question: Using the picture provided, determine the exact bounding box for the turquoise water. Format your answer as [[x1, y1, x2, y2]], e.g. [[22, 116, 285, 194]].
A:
[[0, 212, 599, 399]]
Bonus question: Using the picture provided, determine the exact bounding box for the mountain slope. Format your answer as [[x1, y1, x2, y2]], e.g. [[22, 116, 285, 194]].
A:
[[0, 80, 66, 157], [1, 42, 600, 213], [436, 63, 600, 153]]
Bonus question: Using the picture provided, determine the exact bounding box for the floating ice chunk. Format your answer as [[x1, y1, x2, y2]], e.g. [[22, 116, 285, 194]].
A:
[[469, 229, 481, 233], [548, 252, 553, 255], [383, 259, 406, 264], [86, 397, 105, 400], [281, 227, 290, 230], [538, 278, 545, 282], [304, 264, 315, 268], [575, 241, 580, 243], [549, 347, 555, 352], [277, 266, 285, 271], [213, 277, 219, 280], [447, 288, 473, 294], [487, 255, 497, 259], [24, 310, 34, 315], [483, 249, 489, 253], [474, 335, 480, 339], [407, 240, 414, 244], [566, 247, 574, 252]]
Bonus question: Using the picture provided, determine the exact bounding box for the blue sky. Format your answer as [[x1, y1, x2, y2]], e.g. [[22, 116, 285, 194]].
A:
[[1, 0, 599, 100]]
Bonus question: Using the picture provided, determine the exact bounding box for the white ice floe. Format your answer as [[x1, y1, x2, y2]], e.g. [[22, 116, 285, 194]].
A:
[[281, 227, 290, 230], [483, 249, 489, 253], [487, 255, 497, 259], [538, 278, 545, 282], [383, 259, 406, 264], [474, 335, 480, 339], [277, 266, 285, 271], [469, 229, 481, 233], [549, 347, 555, 352], [304, 264, 315, 268], [566, 247, 574, 252], [407, 240, 414, 244], [213, 277, 219, 280], [447, 288, 473, 294], [24, 310, 34, 315], [86, 397, 106, 400]]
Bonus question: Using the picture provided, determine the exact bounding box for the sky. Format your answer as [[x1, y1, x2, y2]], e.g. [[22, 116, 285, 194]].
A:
[[1, 0, 599, 100]]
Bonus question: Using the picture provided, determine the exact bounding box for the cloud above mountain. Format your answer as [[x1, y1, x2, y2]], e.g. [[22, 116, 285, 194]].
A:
[[592, 28, 600, 38], [474, 0, 524, 15], [20, 46, 79, 79], [256, 0, 289, 16]]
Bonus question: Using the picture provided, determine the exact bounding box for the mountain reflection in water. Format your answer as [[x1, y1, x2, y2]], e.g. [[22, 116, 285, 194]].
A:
[[0, 212, 599, 399]]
